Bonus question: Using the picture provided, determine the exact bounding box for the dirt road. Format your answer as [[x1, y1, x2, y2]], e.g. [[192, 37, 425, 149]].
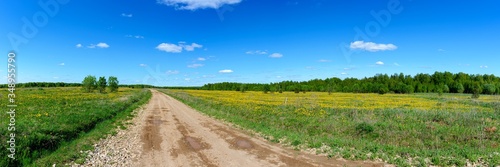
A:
[[129, 90, 386, 167]]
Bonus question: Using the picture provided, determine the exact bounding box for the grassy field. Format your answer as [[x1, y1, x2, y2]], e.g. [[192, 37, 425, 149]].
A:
[[161, 89, 500, 166], [0, 87, 151, 166]]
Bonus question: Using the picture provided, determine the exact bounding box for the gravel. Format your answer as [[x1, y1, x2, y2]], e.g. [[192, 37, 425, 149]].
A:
[[67, 107, 146, 167]]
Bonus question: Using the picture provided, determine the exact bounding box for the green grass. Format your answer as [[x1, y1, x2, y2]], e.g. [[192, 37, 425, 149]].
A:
[[160, 89, 500, 166], [0, 87, 151, 166]]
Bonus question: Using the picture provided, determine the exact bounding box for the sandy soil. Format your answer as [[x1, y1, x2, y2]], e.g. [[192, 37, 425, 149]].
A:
[[74, 90, 388, 167]]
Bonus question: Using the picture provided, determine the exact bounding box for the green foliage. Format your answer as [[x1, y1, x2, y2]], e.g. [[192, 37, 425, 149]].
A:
[[437, 88, 444, 96], [294, 86, 300, 94], [198, 71, 500, 97], [240, 84, 246, 93], [483, 84, 496, 95], [82, 75, 97, 93], [378, 85, 389, 95], [263, 84, 270, 93], [108, 76, 119, 92], [443, 84, 450, 93], [456, 83, 465, 93], [472, 82, 482, 99], [97, 76, 107, 93], [355, 122, 374, 134], [496, 84, 500, 94]]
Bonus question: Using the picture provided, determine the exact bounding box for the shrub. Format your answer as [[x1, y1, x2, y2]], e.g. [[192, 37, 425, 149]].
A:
[[356, 122, 374, 134]]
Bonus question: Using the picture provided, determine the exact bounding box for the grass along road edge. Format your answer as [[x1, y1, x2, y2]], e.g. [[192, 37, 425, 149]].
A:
[[28, 88, 152, 166]]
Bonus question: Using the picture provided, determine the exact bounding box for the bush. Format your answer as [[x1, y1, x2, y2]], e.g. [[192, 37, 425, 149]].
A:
[[263, 84, 270, 94], [472, 82, 482, 99], [378, 87, 389, 95], [356, 122, 374, 134], [483, 84, 496, 95], [456, 83, 465, 93]]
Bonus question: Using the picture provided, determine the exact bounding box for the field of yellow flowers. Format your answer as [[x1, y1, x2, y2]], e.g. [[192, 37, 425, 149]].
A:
[[162, 90, 500, 166], [0, 87, 151, 166]]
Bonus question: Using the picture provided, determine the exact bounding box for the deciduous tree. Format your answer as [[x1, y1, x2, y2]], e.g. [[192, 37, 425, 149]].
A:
[[82, 75, 97, 93], [108, 76, 119, 92]]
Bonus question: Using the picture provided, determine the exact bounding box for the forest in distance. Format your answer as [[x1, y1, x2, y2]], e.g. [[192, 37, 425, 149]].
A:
[[5, 71, 500, 96], [200, 71, 500, 96]]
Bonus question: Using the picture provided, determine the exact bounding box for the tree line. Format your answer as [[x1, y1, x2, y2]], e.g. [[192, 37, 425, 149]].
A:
[[200, 71, 500, 97], [0, 82, 82, 88]]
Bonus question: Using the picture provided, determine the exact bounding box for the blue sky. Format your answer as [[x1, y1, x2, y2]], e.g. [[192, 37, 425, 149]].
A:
[[1, 0, 499, 86]]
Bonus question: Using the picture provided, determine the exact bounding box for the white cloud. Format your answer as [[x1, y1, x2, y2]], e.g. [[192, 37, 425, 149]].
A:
[[88, 42, 109, 49], [269, 53, 283, 58], [76, 44, 82, 48], [219, 69, 233, 73], [438, 49, 446, 52], [126, 35, 144, 39], [96, 42, 109, 48], [58, 63, 65, 66], [187, 64, 204, 68], [166, 70, 180, 74], [350, 41, 397, 52], [197, 57, 206, 61], [341, 72, 348, 75], [156, 42, 202, 53], [157, 0, 242, 10], [318, 59, 331, 62], [376, 61, 384, 65], [139, 64, 148, 67], [121, 13, 133, 17], [156, 43, 183, 53], [394, 63, 400, 66], [480, 65, 489, 68], [182, 43, 203, 51], [343, 67, 356, 71], [246, 50, 267, 55], [184, 78, 191, 81], [53, 76, 59, 79]]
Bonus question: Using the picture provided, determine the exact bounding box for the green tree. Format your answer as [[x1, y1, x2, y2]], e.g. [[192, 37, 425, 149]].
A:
[[97, 76, 107, 93], [82, 75, 97, 93], [496, 83, 500, 94], [456, 83, 465, 93], [404, 84, 414, 94], [443, 84, 450, 93], [108, 76, 119, 92], [378, 85, 389, 95], [240, 84, 246, 93], [263, 84, 270, 94], [437, 87, 444, 96], [270, 85, 277, 93], [472, 82, 482, 99], [327, 84, 334, 95], [483, 84, 496, 95]]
